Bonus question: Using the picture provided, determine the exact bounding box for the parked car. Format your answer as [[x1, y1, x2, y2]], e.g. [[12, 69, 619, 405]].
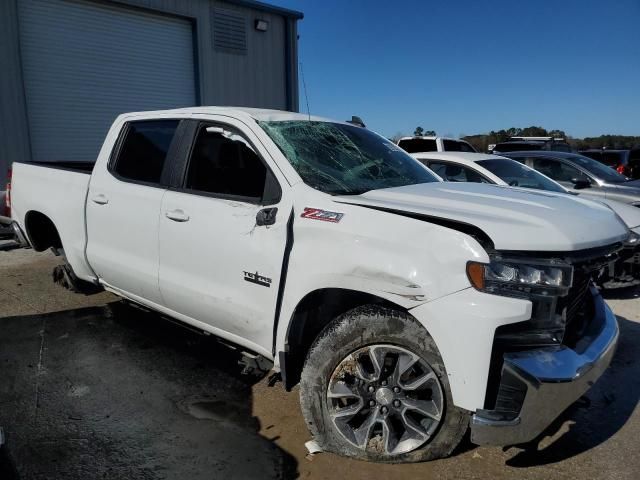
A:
[[501, 151, 640, 206], [8, 107, 628, 462], [397, 136, 476, 153], [492, 136, 571, 154], [413, 152, 640, 288], [580, 149, 640, 179]]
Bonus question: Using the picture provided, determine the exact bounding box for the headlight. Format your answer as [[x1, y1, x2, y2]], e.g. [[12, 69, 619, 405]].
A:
[[467, 257, 573, 294], [624, 230, 640, 246], [468, 256, 575, 346]]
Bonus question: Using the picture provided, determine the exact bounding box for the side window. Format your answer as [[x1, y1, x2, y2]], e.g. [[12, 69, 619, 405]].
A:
[[429, 161, 489, 183], [185, 125, 273, 201], [532, 158, 587, 182], [398, 138, 438, 153], [443, 139, 476, 152], [113, 120, 179, 184]]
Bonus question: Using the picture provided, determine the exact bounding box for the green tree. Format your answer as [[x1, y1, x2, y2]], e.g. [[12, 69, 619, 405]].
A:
[[414, 126, 424, 136], [424, 130, 436, 136]]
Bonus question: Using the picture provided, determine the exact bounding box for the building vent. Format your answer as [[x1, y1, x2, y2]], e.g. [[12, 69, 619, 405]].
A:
[[213, 8, 247, 54]]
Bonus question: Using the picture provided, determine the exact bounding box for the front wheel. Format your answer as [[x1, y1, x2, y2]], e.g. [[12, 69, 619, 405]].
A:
[[299, 305, 469, 463]]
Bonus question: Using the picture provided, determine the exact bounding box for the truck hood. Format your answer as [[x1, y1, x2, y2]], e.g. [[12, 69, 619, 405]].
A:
[[335, 183, 629, 252]]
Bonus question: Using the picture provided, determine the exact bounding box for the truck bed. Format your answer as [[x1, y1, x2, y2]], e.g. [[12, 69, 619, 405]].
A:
[[11, 161, 95, 281]]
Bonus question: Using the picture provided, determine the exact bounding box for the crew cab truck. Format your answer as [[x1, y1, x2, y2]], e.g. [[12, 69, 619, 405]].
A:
[[8, 107, 629, 462]]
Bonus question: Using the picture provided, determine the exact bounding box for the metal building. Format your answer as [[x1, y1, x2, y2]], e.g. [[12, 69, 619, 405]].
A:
[[0, 0, 302, 185]]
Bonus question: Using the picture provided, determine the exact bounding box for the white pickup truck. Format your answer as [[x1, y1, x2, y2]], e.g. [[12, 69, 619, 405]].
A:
[[7, 107, 629, 462]]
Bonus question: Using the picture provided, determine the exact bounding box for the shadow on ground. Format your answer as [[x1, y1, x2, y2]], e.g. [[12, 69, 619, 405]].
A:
[[0, 302, 298, 479], [504, 314, 640, 467]]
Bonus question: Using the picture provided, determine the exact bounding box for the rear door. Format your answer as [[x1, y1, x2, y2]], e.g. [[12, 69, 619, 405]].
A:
[[158, 118, 291, 354], [86, 119, 181, 304]]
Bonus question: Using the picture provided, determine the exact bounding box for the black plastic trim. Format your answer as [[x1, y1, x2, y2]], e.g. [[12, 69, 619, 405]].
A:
[[12, 161, 94, 174], [272, 209, 295, 356]]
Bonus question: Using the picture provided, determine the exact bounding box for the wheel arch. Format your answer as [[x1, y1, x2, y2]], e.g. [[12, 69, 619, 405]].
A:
[[24, 210, 63, 252], [280, 288, 420, 390]]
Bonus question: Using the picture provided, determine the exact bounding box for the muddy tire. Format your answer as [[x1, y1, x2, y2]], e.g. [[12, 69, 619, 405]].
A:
[[299, 305, 468, 463]]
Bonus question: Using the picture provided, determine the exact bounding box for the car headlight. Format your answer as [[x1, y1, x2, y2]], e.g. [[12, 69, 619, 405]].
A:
[[467, 257, 573, 294], [624, 230, 640, 246], [467, 256, 575, 346]]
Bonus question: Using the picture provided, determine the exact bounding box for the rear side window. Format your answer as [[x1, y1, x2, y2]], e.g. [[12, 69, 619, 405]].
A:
[[442, 139, 476, 152], [185, 125, 270, 201], [397, 138, 438, 153], [113, 120, 179, 184], [494, 142, 544, 152]]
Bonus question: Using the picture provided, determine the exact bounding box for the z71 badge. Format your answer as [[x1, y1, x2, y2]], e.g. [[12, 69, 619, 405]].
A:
[[244, 271, 272, 287], [301, 207, 344, 223]]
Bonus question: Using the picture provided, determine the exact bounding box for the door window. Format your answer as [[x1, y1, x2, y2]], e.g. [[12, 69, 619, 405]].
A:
[[112, 120, 179, 184], [531, 158, 588, 183], [185, 125, 276, 202], [428, 161, 490, 183]]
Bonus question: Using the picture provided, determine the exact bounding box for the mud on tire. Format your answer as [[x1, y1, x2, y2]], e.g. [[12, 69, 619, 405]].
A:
[[299, 305, 469, 463]]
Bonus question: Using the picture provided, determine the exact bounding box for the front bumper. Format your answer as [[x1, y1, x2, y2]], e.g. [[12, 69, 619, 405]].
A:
[[470, 288, 619, 446]]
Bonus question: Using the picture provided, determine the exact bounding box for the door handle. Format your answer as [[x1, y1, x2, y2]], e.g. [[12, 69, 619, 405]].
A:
[[165, 209, 190, 222], [91, 194, 109, 205]]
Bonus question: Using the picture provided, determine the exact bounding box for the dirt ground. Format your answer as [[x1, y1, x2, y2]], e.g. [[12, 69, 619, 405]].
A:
[[1, 247, 639, 479]]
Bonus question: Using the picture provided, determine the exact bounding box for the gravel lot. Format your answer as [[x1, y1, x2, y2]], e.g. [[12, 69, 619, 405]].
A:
[[1, 247, 639, 479]]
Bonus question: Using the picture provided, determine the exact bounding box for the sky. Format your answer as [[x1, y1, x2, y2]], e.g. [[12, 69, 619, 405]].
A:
[[270, 0, 640, 139]]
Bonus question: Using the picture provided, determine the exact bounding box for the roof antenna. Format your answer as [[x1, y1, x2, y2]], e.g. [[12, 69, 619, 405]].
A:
[[300, 61, 311, 121], [346, 116, 366, 128]]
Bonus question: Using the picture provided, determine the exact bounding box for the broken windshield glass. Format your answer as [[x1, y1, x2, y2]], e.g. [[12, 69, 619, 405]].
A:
[[259, 121, 438, 195]]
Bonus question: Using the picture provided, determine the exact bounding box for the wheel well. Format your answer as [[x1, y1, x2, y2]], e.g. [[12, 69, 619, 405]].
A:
[[24, 211, 62, 252], [282, 288, 406, 389]]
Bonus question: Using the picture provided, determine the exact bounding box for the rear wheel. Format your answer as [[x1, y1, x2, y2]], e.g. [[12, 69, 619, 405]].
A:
[[299, 305, 468, 463]]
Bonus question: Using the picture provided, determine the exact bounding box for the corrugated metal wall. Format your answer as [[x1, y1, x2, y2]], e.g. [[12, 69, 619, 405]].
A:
[[0, 0, 300, 184]]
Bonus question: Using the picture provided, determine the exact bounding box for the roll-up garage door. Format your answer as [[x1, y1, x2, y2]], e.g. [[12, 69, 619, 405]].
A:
[[18, 0, 197, 162]]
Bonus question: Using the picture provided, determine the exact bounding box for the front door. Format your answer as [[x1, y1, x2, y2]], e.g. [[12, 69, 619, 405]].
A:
[[158, 119, 290, 355]]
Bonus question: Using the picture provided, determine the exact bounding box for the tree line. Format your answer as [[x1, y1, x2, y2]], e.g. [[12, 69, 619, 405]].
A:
[[402, 126, 640, 152]]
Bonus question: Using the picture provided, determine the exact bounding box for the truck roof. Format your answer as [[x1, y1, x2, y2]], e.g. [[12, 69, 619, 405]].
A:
[[118, 106, 333, 123]]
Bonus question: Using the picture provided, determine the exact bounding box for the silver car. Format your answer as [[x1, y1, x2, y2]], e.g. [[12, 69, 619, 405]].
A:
[[502, 151, 640, 207]]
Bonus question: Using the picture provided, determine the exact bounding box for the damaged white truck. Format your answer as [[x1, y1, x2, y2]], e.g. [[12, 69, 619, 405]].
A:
[[7, 107, 629, 462]]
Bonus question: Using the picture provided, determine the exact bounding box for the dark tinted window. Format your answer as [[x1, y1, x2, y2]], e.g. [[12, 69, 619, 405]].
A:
[[494, 142, 543, 152], [186, 125, 268, 200], [442, 139, 476, 152], [550, 143, 572, 152], [531, 158, 588, 183], [427, 161, 490, 183], [603, 151, 628, 167], [397, 138, 438, 153], [114, 120, 179, 183]]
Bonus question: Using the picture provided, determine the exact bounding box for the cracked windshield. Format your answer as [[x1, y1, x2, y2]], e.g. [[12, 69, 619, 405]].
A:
[[260, 120, 438, 195]]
